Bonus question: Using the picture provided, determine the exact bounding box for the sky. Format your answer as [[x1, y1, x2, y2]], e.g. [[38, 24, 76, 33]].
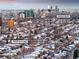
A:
[[0, 0, 79, 10]]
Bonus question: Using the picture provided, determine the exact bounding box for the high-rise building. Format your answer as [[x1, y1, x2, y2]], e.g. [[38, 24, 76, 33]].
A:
[[25, 9, 35, 18], [55, 5, 59, 12], [48, 5, 53, 12]]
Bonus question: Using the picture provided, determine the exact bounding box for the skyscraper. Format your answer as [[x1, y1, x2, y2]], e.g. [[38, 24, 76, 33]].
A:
[[55, 5, 59, 12]]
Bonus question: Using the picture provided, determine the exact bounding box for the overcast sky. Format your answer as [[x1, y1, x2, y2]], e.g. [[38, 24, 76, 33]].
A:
[[17, 0, 79, 3], [0, 0, 79, 10]]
